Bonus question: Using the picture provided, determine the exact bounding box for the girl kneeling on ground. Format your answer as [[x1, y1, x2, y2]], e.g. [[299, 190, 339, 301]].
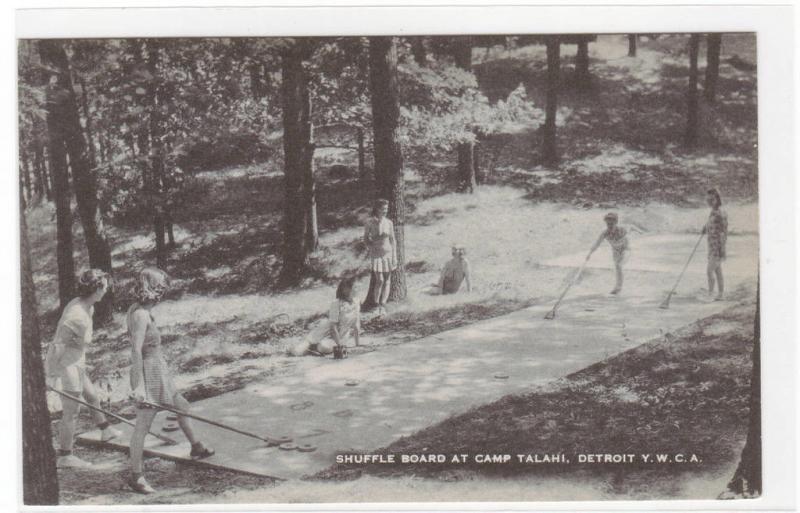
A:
[[290, 277, 361, 356], [45, 269, 121, 468], [127, 267, 214, 494]]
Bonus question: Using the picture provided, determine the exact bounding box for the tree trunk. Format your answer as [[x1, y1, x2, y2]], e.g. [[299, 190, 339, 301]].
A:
[[76, 72, 97, 170], [725, 282, 761, 496], [628, 34, 637, 57], [474, 133, 484, 184], [146, 40, 168, 270], [249, 59, 264, 100], [685, 34, 701, 148], [20, 174, 27, 211], [40, 41, 76, 310], [452, 37, 477, 193], [98, 132, 108, 165], [411, 37, 427, 67], [357, 127, 367, 179], [304, 143, 319, 253], [20, 204, 60, 505], [705, 33, 722, 103], [280, 40, 314, 284], [575, 38, 590, 88], [368, 36, 407, 302], [34, 145, 49, 200], [21, 151, 33, 204], [41, 39, 114, 322], [542, 36, 560, 167]]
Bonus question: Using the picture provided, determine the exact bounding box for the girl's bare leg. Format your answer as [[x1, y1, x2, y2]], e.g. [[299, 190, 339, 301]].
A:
[[174, 394, 199, 445], [707, 260, 716, 295], [130, 407, 157, 474], [58, 393, 80, 452], [81, 375, 107, 426], [372, 272, 384, 305], [379, 273, 392, 305], [612, 263, 623, 294], [714, 263, 724, 299]]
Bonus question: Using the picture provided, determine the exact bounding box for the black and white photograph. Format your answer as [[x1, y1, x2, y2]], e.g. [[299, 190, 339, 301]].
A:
[[13, 4, 795, 510]]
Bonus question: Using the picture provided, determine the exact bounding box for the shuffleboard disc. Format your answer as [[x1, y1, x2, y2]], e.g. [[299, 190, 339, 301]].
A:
[[297, 444, 317, 452], [279, 442, 298, 451], [345, 380, 359, 386], [493, 373, 509, 380], [162, 422, 180, 432]]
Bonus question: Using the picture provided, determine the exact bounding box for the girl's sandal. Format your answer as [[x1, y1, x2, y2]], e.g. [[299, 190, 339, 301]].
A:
[[190, 442, 216, 460], [129, 476, 156, 494]]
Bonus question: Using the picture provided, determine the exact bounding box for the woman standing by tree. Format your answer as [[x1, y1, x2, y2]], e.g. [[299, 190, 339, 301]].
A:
[[44, 270, 121, 469], [363, 199, 396, 315], [127, 268, 214, 494]]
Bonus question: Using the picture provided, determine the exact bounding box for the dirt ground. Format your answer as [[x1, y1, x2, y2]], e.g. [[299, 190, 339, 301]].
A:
[[29, 34, 758, 504]]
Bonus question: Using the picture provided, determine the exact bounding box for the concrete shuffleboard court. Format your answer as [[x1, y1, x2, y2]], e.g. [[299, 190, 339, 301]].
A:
[[79, 234, 758, 479]]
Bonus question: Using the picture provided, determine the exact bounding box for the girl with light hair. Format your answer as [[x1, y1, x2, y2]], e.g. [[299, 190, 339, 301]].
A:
[[126, 267, 214, 494]]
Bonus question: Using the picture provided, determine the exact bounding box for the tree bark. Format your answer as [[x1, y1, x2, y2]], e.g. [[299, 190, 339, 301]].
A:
[[248, 59, 264, 100], [145, 40, 168, 269], [357, 127, 367, 179], [411, 37, 427, 67], [41, 39, 114, 322], [628, 34, 637, 57], [75, 69, 97, 170], [34, 144, 49, 200], [705, 33, 722, 103], [21, 204, 60, 505], [39, 40, 76, 310], [685, 34, 701, 148], [726, 282, 761, 496], [20, 174, 27, 211], [542, 36, 560, 167], [21, 150, 33, 204], [368, 36, 407, 302], [280, 40, 315, 284], [452, 37, 478, 193], [575, 37, 590, 88], [304, 142, 319, 253]]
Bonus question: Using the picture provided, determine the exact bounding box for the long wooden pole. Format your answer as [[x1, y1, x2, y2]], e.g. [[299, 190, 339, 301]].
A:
[[48, 387, 177, 445], [141, 400, 291, 446], [544, 253, 592, 320], [660, 232, 705, 309]]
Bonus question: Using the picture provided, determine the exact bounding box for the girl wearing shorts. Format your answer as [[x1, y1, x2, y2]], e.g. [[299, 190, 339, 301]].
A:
[[589, 212, 630, 295], [127, 268, 214, 494], [45, 269, 121, 468], [363, 199, 396, 314], [702, 188, 728, 300]]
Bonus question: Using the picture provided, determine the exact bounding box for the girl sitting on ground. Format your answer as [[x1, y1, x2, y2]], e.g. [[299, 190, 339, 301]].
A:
[[45, 269, 121, 469], [127, 267, 214, 494], [588, 212, 630, 295], [702, 188, 728, 300], [290, 277, 361, 356], [436, 245, 472, 294]]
